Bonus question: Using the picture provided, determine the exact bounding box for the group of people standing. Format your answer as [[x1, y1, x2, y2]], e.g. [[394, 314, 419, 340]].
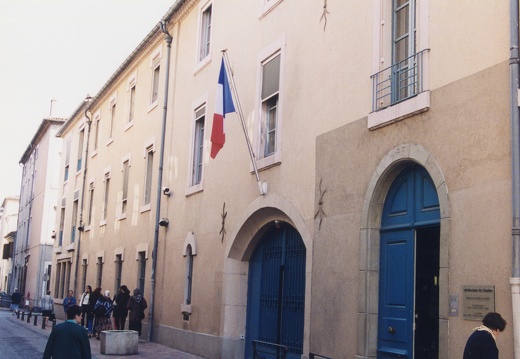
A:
[[78, 285, 148, 339]]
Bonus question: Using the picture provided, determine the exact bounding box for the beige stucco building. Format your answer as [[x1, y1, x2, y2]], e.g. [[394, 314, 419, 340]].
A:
[[47, 1, 520, 358]]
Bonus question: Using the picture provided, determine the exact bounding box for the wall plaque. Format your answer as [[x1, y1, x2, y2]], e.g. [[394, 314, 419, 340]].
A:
[[462, 285, 495, 321]]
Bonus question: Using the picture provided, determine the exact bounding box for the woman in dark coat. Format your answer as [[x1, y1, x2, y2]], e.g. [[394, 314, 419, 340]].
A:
[[87, 287, 102, 338], [463, 312, 507, 359], [127, 288, 148, 336], [112, 285, 130, 330], [93, 290, 113, 339]]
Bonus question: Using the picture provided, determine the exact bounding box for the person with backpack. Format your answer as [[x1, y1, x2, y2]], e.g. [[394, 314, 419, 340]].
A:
[[93, 290, 113, 340], [127, 288, 147, 336]]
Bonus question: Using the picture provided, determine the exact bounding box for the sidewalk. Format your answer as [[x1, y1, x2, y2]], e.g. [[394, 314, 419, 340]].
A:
[[7, 308, 206, 359]]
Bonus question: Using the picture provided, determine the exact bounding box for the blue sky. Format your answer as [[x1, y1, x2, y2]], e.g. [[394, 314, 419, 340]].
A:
[[0, 0, 174, 201]]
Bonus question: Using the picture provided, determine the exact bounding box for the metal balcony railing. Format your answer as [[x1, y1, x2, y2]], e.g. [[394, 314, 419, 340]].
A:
[[371, 49, 429, 112]]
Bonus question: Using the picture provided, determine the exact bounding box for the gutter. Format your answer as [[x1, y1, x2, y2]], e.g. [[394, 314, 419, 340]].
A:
[[510, 1, 520, 358]]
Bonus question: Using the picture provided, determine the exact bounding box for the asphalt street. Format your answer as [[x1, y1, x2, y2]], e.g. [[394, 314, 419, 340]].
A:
[[0, 308, 206, 358]]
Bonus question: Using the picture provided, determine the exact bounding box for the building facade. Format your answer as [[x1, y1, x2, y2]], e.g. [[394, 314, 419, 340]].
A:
[[49, 1, 519, 358], [15, 118, 64, 308], [0, 197, 19, 292]]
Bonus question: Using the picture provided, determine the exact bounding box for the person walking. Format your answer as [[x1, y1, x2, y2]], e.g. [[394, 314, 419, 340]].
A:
[[41, 290, 55, 325], [43, 304, 91, 359], [127, 288, 148, 336], [10, 288, 22, 314], [87, 287, 101, 338], [62, 290, 76, 315], [463, 312, 507, 359], [79, 286, 91, 329], [93, 290, 113, 340], [112, 285, 130, 330]]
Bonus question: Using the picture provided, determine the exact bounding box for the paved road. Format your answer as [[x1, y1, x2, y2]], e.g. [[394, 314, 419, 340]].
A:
[[0, 308, 206, 358]]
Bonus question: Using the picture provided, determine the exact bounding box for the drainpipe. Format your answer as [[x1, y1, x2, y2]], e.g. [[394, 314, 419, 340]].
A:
[[72, 95, 93, 298], [510, 1, 520, 358], [148, 20, 172, 342]]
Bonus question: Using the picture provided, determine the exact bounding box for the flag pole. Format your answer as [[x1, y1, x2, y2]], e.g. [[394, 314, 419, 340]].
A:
[[222, 50, 267, 196]]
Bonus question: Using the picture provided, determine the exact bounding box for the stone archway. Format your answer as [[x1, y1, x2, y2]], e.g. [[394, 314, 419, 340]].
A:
[[357, 144, 451, 359]]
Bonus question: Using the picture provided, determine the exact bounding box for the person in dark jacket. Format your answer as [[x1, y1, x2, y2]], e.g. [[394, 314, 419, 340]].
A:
[[463, 312, 506, 359], [127, 288, 148, 336], [112, 285, 130, 330], [43, 304, 91, 359], [87, 287, 102, 338], [10, 288, 22, 314]]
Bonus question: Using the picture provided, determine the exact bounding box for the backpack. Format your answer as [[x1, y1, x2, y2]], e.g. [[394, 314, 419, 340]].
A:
[[94, 298, 113, 317]]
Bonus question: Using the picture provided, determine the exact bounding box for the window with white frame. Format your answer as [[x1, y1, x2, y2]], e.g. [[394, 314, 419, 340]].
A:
[[368, 0, 430, 129], [59, 205, 65, 246], [102, 170, 111, 222], [190, 105, 205, 187], [198, 2, 212, 62], [96, 257, 103, 288], [257, 44, 285, 168], [143, 145, 154, 206], [93, 111, 100, 153], [71, 198, 78, 243], [138, 251, 146, 294], [127, 72, 137, 125], [108, 94, 117, 140], [115, 254, 123, 291], [87, 181, 94, 227], [121, 158, 130, 216], [77, 127, 84, 172], [64, 138, 71, 181], [149, 47, 162, 107]]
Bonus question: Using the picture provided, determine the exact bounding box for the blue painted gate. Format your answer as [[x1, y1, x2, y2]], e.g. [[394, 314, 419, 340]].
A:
[[245, 224, 306, 359], [378, 165, 440, 358]]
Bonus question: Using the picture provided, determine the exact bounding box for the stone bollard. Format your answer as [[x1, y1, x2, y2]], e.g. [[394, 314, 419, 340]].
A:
[[41, 317, 46, 330], [33, 314, 38, 326], [27, 312, 31, 323], [100, 330, 139, 355], [16, 311, 20, 319], [21, 312, 24, 321]]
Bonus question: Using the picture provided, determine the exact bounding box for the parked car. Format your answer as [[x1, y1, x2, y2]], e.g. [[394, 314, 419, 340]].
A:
[[0, 291, 11, 308]]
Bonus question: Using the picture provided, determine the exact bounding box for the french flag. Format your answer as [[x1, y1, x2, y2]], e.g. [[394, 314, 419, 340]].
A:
[[210, 58, 236, 159]]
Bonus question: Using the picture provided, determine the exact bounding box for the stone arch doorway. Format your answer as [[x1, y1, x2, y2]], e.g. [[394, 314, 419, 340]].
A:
[[357, 144, 450, 359]]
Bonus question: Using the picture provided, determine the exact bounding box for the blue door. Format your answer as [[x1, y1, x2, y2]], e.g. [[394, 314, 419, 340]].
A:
[[378, 166, 440, 359], [245, 224, 306, 359]]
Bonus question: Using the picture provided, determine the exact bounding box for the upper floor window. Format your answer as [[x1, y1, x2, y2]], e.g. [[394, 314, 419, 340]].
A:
[[102, 170, 111, 223], [369, 0, 430, 129], [92, 111, 101, 154], [143, 144, 155, 208], [77, 128, 84, 172], [255, 36, 285, 170], [198, 2, 212, 62], [149, 46, 162, 109], [87, 181, 95, 227], [191, 105, 205, 188], [121, 158, 130, 217], [64, 138, 72, 181], [127, 72, 137, 126], [108, 93, 117, 141]]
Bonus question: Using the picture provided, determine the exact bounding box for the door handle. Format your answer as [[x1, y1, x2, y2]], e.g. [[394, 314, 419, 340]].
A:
[[388, 326, 396, 334]]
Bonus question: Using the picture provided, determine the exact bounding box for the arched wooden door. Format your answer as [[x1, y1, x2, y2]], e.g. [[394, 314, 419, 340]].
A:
[[245, 224, 306, 359], [378, 165, 440, 359]]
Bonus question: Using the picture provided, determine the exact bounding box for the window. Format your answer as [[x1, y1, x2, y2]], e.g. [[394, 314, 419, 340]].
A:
[[121, 159, 130, 216], [59, 205, 65, 246], [71, 199, 78, 243], [369, 0, 430, 129], [191, 106, 205, 187], [144, 146, 154, 206], [199, 3, 212, 62], [260, 52, 281, 158], [82, 259, 87, 292], [149, 47, 162, 107], [96, 257, 103, 288], [128, 85, 136, 124], [77, 128, 84, 171], [87, 182, 94, 226], [138, 251, 146, 294], [115, 254, 123, 291], [108, 94, 117, 140], [64, 138, 71, 181], [184, 245, 194, 305], [93, 112, 100, 153], [102, 171, 111, 222]]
